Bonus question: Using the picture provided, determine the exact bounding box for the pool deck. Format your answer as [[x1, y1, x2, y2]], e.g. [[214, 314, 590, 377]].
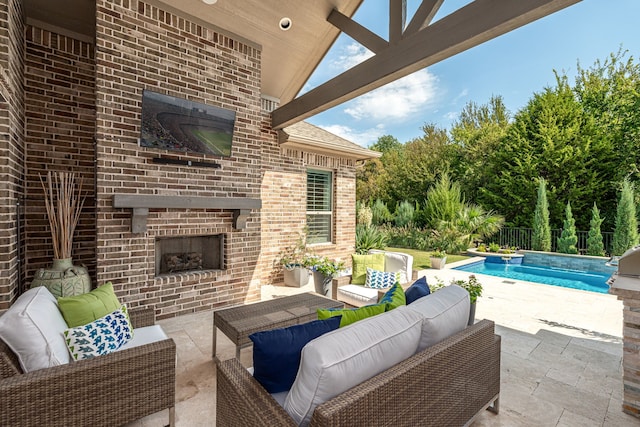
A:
[[125, 264, 638, 426]]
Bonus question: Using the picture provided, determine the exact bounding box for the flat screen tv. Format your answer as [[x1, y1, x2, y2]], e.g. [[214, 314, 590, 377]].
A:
[[139, 90, 235, 157]]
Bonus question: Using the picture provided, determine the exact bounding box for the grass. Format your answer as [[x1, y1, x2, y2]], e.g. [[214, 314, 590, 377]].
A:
[[386, 247, 469, 269]]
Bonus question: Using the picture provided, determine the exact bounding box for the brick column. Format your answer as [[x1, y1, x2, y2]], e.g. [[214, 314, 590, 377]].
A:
[[609, 286, 640, 418]]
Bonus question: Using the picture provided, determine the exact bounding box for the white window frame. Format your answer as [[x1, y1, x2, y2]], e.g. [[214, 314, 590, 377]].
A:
[[306, 169, 333, 244]]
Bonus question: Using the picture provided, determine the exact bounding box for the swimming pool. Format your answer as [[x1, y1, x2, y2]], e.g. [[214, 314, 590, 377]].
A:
[[454, 261, 611, 294]]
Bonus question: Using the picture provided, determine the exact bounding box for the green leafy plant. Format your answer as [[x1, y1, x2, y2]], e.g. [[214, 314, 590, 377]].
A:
[[587, 202, 605, 256], [307, 256, 345, 277], [371, 199, 393, 225], [449, 275, 483, 304], [488, 243, 500, 252], [477, 244, 487, 252], [430, 249, 446, 258], [355, 224, 389, 254], [532, 177, 552, 251], [557, 201, 578, 254], [394, 200, 415, 227], [278, 231, 314, 269]]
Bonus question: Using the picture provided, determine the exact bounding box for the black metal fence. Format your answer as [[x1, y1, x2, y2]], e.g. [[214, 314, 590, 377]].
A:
[[486, 227, 614, 254]]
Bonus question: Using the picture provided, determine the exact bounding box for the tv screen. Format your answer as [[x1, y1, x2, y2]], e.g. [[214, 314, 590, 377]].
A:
[[139, 90, 235, 157]]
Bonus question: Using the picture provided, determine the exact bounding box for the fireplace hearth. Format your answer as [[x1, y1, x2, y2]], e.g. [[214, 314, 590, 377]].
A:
[[155, 235, 224, 276]]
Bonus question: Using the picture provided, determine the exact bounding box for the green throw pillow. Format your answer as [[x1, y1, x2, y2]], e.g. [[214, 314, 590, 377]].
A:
[[379, 282, 406, 311], [57, 282, 121, 328], [317, 303, 386, 327], [351, 253, 385, 285]]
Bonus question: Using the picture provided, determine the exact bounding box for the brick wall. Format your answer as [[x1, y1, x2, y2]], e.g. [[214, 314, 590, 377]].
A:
[[3, 0, 359, 316], [94, 0, 263, 317], [23, 27, 97, 285], [0, 0, 24, 310], [257, 112, 357, 285]]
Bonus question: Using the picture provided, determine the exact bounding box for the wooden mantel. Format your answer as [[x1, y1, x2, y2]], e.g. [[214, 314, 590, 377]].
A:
[[112, 194, 262, 233]]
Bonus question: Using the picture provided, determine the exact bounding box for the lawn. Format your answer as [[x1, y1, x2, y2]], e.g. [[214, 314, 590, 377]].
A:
[[386, 247, 469, 269]]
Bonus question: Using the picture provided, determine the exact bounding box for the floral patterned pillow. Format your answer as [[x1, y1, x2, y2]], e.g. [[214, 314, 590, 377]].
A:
[[63, 305, 133, 361]]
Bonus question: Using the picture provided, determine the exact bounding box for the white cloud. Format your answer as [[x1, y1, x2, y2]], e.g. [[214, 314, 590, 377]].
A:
[[330, 43, 374, 71], [453, 88, 469, 103], [444, 111, 459, 121], [343, 71, 440, 121], [318, 123, 386, 148]]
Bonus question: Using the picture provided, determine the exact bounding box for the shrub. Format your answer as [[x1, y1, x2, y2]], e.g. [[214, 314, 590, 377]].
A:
[[356, 203, 373, 226], [384, 225, 430, 250], [355, 225, 389, 254], [394, 200, 415, 227], [532, 177, 551, 251], [557, 202, 578, 254], [371, 199, 392, 225], [587, 203, 605, 256], [612, 179, 639, 256], [488, 243, 500, 252]]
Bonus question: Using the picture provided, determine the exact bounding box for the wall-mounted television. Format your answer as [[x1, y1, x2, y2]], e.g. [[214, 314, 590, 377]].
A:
[[139, 90, 235, 157]]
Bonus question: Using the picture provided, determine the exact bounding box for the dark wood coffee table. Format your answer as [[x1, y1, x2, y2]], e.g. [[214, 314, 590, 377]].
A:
[[212, 292, 343, 363]]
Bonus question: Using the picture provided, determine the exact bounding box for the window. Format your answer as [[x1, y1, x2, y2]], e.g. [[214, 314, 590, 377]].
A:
[[306, 169, 333, 244]]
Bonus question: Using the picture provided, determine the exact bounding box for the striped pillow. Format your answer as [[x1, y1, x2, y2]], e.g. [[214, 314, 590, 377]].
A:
[[365, 268, 400, 289]]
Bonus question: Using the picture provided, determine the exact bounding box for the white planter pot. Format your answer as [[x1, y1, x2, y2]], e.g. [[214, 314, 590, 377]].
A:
[[283, 266, 310, 287], [430, 257, 447, 270]]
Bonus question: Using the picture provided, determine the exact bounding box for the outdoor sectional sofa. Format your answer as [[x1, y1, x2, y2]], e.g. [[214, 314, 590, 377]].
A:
[[217, 285, 501, 427], [0, 287, 176, 427]]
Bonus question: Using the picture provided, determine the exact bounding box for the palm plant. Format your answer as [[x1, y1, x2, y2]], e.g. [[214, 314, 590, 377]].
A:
[[355, 225, 389, 254]]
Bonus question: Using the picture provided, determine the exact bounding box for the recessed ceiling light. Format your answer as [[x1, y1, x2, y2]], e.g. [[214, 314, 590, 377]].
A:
[[279, 17, 292, 31], [202, 0, 218, 4]]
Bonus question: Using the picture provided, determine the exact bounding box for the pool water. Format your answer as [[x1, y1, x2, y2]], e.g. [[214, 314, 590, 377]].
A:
[[454, 261, 611, 294]]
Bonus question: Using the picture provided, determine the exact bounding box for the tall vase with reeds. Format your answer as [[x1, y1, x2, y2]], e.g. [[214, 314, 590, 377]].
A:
[[30, 171, 91, 297]]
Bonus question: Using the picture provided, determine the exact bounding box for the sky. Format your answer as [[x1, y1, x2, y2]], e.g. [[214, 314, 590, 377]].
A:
[[301, 0, 640, 147]]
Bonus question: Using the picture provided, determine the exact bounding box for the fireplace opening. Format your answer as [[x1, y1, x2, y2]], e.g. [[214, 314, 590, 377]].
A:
[[155, 235, 224, 276]]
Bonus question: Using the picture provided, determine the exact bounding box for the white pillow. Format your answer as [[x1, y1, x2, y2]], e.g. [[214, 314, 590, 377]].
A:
[[283, 305, 423, 426], [0, 287, 70, 372], [369, 249, 413, 283], [407, 284, 470, 351]]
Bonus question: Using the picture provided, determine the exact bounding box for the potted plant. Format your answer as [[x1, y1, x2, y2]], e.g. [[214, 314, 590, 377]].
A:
[[308, 256, 345, 297], [278, 232, 313, 287], [429, 250, 447, 270], [449, 275, 483, 325], [31, 171, 91, 297]]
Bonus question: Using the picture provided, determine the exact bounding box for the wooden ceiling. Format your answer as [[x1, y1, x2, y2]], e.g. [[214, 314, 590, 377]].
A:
[[22, 0, 582, 130]]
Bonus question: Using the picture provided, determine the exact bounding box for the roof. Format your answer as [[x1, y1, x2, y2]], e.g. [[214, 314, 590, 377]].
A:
[[280, 122, 381, 161]]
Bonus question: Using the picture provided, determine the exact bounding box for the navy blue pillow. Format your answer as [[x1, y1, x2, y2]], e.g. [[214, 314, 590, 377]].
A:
[[405, 276, 431, 304], [249, 316, 341, 393]]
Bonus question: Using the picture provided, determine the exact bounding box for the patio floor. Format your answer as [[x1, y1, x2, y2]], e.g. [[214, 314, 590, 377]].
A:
[[126, 268, 640, 426]]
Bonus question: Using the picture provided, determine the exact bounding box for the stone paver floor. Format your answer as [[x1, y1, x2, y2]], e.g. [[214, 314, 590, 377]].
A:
[[126, 266, 640, 426]]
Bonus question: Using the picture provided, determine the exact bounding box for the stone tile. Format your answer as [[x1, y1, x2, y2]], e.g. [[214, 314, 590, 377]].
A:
[[557, 409, 604, 427], [533, 377, 609, 424], [604, 397, 640, 427]]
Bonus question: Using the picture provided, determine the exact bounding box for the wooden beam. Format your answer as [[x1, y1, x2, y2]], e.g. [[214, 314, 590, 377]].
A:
[[389, 0, 407, 45], [272, 0, 581, 129], [327, 9, 387, 54], [403, 0, 444, 36]]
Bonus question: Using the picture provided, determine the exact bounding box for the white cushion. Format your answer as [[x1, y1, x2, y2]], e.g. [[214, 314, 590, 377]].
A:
[[0, 287, 70, 372], [336, 284, 380, 307], [117, 325, 169, 351], [369, 249, 413, 283], [283, 305, 423, 426], [407, 284, 470, 351]]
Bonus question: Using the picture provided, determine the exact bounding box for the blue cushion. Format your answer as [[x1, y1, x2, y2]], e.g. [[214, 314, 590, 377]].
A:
[[405, 276, 431, 304], [249, 316, 341, 393]]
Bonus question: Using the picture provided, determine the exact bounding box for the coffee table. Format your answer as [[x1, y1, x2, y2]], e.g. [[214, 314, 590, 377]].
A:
[[212, 292, 343, 363]]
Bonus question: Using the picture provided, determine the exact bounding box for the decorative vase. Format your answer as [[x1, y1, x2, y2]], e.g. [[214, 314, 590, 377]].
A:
[[312, 271, 333, 297], [31, 258, 91, 297], [283, 266, 310, 287], [468, 302, 476, 326]]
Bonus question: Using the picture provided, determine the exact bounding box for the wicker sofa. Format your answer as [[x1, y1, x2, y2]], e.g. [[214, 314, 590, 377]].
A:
[[0, 307, 176, 427], [217, 318, 501, 427]]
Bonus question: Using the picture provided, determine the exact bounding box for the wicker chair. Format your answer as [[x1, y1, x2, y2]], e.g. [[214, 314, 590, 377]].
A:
[[0, 308, 176, 427], [217, 319, 500, 427]]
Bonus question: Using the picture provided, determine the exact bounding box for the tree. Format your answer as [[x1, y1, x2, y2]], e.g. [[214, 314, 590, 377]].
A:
[[421, 173, 464, 229], [557, 202, 578, 254], [532, 178, 551, 251], [587, 203, 605, 256], [450, 95, 511, 203], [612, 179, 639, 255]]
